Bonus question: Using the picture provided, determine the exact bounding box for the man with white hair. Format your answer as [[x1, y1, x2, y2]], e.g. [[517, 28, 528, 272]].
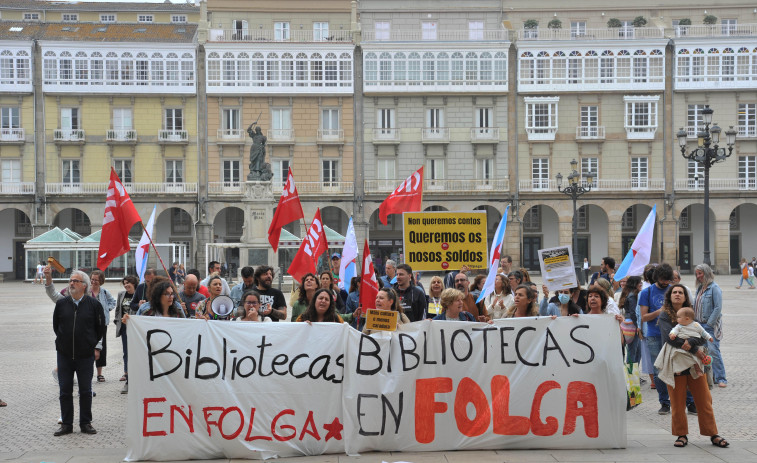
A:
[[52, 270, 105, 436]]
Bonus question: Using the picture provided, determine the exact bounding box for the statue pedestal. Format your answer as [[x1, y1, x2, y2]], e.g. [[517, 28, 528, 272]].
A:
[[241, 181, 275, 269]]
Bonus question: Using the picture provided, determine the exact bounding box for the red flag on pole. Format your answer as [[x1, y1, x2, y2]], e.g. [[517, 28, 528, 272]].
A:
[[379, 166, 424, 225], [359, 240, 380, 313], [97, 168, 142, 271], [287, 208, 328, 283], [268, 167, 304, 252]]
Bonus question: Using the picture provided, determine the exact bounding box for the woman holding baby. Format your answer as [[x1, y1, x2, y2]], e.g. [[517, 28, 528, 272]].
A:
[[657, 283, 729, 449]]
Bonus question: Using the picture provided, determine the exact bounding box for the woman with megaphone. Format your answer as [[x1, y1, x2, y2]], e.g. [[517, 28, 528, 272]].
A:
[[196, 275, 236, 320]]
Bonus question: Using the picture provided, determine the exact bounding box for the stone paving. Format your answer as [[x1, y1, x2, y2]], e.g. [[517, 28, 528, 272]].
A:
[[1, 275, 756, 463]]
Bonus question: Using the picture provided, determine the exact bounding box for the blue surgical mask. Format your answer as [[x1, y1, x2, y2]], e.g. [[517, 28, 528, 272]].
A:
[[558, 293, 570, 305]]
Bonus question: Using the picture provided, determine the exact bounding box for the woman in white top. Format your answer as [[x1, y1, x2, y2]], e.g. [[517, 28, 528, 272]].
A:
[[486, 274, 513, 319], [593, 277, 621, 316]]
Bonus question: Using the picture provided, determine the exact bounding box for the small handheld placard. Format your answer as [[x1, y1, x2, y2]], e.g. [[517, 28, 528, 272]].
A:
[[364, 309, 398, 331]]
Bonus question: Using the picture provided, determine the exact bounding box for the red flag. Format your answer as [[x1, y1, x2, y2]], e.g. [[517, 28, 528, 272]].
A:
[[379, 166, 424, 225], [97, 168, 141, 271], [359, 240, 380, 313], [287, 209, 328, 283], [268, 167, 304, 252]]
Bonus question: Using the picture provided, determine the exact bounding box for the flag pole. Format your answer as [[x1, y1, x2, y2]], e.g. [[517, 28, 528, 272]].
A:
[[140, 221, 186, 317]]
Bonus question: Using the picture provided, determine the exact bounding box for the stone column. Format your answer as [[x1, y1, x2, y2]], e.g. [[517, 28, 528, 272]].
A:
[[607, 220, 622, 263], [714, 220, 731, 274], [660, 214, 678, 266], [242, 181, 276, 270]]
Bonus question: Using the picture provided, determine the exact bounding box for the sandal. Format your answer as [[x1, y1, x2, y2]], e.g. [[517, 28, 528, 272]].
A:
[[711, 435, 729, 448], [674, 435, 688, 447], [97, 375, 105, 383], [120, 374, 127, 382]]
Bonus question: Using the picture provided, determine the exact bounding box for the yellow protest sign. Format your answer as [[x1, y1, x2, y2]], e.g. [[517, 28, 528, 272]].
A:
[[365, 309, 398, 331], [402, 211, 488, 271]]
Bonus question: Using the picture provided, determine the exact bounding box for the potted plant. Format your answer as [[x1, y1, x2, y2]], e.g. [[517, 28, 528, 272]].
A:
[[678, 18, 692, 25], [677, 18, 691, 36], [703, 14, 717, 25], [632, 16, 647, 27], [607, 18, 622, 28], [548, 18, 562, 29], [523, 19, 539, 38]]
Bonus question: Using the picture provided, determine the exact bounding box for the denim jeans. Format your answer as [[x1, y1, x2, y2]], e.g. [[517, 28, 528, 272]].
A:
[[120, 324, 128, 381], [702, 323, 726, 384], [57, 351, 94, 426], [646, 334, 694, 406]]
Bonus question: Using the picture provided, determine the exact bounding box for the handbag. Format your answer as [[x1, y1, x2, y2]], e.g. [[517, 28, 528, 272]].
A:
[[625, 362, 643, 410]]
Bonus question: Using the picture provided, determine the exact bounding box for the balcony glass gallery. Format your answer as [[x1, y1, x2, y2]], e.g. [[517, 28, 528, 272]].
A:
[[207, 51, 353, 88], [42, 49, 195, 87], [519, 48, 664, 86], [364, 51, 507, 88]]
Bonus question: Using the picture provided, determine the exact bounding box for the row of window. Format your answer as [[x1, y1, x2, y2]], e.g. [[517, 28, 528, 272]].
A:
[[519, 49, 664, 87], [364, 51, 507, 87], [676, 47, 757, 83], [22, 12, 187, 23], [523, 96, 659, 139], [12, 108, 183, 133], [6, 154, 755, 192], [206, 51, 352, 88], [4, 102, 756, 142], [227, 20, 334, 41], [0, 50, 31, 85], [9, 47, 757, 89], [41, 51, 195, 87]]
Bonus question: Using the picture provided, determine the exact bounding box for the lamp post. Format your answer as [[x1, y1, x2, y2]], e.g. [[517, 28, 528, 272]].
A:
[[676, 105, 737, 267], [556, 159, 594, 271]]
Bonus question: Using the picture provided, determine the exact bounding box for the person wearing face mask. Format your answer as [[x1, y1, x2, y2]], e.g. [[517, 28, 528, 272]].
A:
[[539, 285, 582, 317]]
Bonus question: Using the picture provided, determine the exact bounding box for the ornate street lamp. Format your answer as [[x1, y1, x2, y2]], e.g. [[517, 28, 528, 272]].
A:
[[556, 159, 594, 268], [676, 105, 737, 266]]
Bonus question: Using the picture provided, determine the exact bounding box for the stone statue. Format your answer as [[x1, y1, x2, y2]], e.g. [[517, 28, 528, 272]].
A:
[[247, 121, 273, 181]]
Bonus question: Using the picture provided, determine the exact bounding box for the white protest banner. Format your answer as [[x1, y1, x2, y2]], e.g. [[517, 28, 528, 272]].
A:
[[125, 316, 626, 460], [342, 316, 626, 453], [539, 245, 578, 292], [125, 317, 347, 461]]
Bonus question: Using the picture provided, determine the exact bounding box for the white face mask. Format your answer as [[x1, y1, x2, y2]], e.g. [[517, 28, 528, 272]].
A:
[[558, 293, 570, 305]]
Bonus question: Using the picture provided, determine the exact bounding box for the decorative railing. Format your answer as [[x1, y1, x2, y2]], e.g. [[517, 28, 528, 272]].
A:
[[372, 128, 401, 142], [518, 27, 664, 41], [216, 129, 246, 142], [45, 182, 197, 194], [0, 182, 34, 194], [421, 127, 450, 143], [674, 178, 757, 191], [53, 129, 85, 142], [158, 130, 188, 142], [317, 129, 344, 143], [209, 29, 352, 43], [267, 129, 295, 143], [362, 29, 508, 42], [470, 127, 500, 142], [675, 24, 757, 38], [106, 129, 137, 142], [575, 126, 605, 140], [0, 128, 24, 142]]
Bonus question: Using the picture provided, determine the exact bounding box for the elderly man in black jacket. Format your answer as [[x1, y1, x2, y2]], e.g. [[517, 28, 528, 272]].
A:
[[53, 270, 105, 436]]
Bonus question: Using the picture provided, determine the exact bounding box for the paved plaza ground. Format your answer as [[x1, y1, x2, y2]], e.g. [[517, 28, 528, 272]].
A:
[[1, 274, 756, 463]]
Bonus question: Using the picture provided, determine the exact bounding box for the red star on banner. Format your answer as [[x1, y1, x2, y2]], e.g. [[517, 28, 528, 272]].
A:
[[322, 417, 343, 441], [140, 243, 150, 254]]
